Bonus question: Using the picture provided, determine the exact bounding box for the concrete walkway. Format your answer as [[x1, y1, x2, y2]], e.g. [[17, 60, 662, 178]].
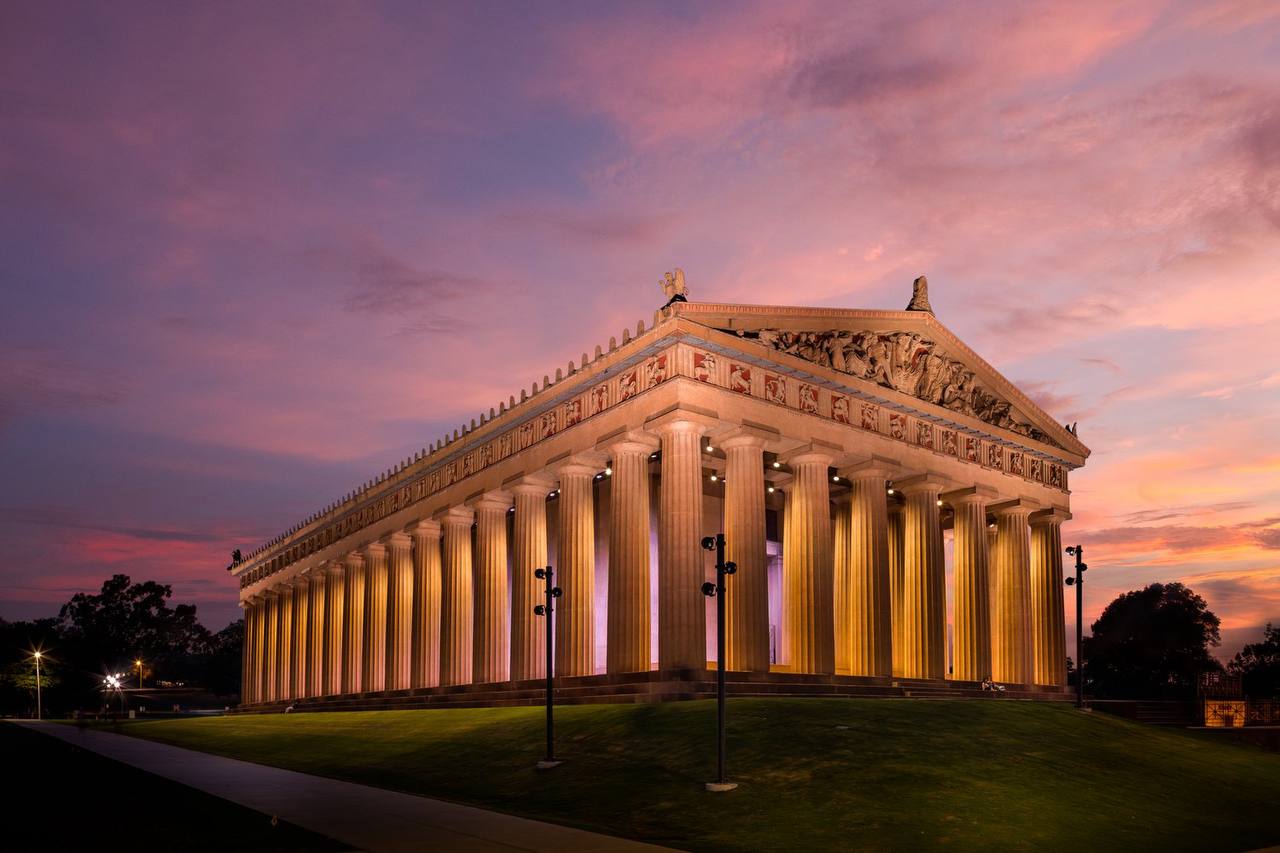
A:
[[17, 721, 673, 853]]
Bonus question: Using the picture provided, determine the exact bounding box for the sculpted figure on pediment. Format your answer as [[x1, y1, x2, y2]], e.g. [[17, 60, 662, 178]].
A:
[[733, 326, 1057, 447]]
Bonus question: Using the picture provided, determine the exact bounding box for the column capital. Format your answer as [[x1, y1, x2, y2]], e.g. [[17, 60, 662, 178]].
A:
[[596, 428, 660, 456], [645, 404, 719, 435], [433, 505, 475, 526], [381, 530, 413, 548], [941, 484, 1000, 506], [547, 450, 608, 479], [344, 550, 367, 568], [466, 489, 513, 512], [1030, 507, 1072, 527], [505, 472, 557, 496], [990, 497, 1042, 517], [839, 454, 901, 482], [324, 558, 346, 577], [892, 472, 956, 496], [779, 439, 842, 467], [407, 518, 442, 539], [361, 541, 388, 559], [710, 422, 780, 452]]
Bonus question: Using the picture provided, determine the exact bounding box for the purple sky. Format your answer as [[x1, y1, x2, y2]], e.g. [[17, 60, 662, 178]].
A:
[[2, 0, 1278, 659]]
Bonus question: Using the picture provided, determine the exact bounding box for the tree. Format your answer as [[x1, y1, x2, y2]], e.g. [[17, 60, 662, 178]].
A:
[[1083, 582, 1221, 699], [1229, 623, 1280, 698]]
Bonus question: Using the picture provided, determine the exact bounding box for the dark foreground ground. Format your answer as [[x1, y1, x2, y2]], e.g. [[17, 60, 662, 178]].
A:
[[3, 721, 345, 852], [80, 698, 1280, 852]]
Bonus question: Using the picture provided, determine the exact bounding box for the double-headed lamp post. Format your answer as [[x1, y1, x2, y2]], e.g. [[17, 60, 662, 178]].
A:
[[701, 533, 737, 792], [1064, 545, 1088, 709], [31, 650, 42, 720], [532, 565, 562, 769]]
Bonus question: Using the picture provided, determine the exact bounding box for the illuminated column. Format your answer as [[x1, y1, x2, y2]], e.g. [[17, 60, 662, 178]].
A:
[[556, 460, 599, 677], [842, 461, 895, 677], [834, 494, 852, 674], [361, 542, 389, 693], [257, 589, 272, 701], [1030, 508, 1071, 687], [945, 486, 996, 683], [277, 584, 294, 699], [438, 507, 475, 686], [898, 474, 947, 680], [385, 531, 414, 691], [722, 430, 770, 672], [471, 492, 512, 684], [324, 560, 346, 695], [782, 447, 835, 675], [992, 499, 1037, 686], [243, 597, 258, 703], [606, 436, 657, 673], [409, 520, 443, 688], [888, 502, 904, 677], [307, 569, 326, 697], [291, 576, 309, 699], [343, 552, 366, 694], [510, 479, 551, 681], [654, 415, 709, 671]]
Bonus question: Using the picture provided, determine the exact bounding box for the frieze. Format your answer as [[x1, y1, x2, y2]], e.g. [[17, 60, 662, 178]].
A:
[[733, 328, 1059, 448]]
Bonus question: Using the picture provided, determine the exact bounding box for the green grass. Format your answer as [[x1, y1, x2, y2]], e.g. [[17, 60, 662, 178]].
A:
[[2, 722, 344, 852], [98, 700, 1278, 852]]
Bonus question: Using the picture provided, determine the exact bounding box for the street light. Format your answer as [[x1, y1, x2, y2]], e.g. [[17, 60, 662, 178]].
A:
[[1065, 545, 1088, 709], [31, 650, 43, 720], [701, 533, 738, 792], [533, 566, 562, 769], [135, 659, 144, 690]]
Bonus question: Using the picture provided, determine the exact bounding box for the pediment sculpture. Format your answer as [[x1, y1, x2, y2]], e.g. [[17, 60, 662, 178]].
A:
[[736, 328, 1058, 447]]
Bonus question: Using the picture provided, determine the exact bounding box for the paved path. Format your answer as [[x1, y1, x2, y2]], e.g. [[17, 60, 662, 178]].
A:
[[17, 721, 673, 853]]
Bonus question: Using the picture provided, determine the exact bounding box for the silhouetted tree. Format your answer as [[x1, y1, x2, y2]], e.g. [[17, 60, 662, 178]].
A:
[[1229, 623, 1280, 698], [1083, 582, 1221, 699]]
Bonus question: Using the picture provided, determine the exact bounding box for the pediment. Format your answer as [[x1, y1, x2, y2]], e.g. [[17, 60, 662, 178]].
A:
[[672, 303, 1085, 456]]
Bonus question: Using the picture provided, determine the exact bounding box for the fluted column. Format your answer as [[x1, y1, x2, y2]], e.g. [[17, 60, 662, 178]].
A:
[[361, 543, 389, 693], [782, 447, 835, 675], [510, 480, 551, 681], [898, 474, 947, 680], [1031, 508, 1071, 687], [324, 560, 346, 695], [307, 570, 326, 697], [439, 507, 475, 686], [343, 552, 366, 694], [278, 584, 294, 699], [385, 531, 414, 691], [471, 492, 512, 683], [606, 437, 657, 673], [888, 503, 904, 677], [720, 431, 770, 672], [945, 486, 996, 682], [291, 576, 308, 699], [841, 462, 895, 677], [992, 499, 1037, 686], [654, 416, 710, 671], [409, 520, 443, 688], [833, 494, 852, 674], [556, 461, 599, 677], [263, 591, 279, 702], [243, 598, 257, 703]]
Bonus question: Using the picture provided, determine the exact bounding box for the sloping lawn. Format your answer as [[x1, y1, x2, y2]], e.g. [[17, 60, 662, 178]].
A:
[[103, 699, 1279, 851]]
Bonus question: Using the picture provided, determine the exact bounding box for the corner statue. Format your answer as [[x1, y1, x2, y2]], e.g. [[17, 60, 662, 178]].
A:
[[660, 268, 689, 308], [906, 274, 933, 313]]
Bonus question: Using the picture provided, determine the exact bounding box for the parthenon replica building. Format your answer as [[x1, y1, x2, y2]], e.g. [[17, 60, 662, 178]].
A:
[[231, 274, 1089, 709]]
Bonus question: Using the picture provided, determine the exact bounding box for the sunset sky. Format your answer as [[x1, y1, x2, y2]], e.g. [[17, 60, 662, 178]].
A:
[[2, 0, 1277, 659]]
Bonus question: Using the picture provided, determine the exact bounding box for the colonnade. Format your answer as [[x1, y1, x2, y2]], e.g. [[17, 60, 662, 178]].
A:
[[242, 422, 1069, 704]]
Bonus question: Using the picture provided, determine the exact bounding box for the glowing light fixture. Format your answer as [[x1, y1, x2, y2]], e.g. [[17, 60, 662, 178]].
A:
[[767, 486, 776, 494], [710, 474, 718, 482], [604, 466, 613, 476], [772, 461, 781, 469]]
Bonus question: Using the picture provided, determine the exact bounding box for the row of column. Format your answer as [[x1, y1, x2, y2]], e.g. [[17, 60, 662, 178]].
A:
[[242, 419, 1068, 704]]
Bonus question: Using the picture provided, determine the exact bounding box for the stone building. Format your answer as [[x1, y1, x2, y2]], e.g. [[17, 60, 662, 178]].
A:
[[231, 276, 1088, 709]]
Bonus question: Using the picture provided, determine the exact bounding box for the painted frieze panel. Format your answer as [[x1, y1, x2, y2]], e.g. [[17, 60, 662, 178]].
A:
[[861, 403, 879, 431], [799, 383, 819, 414], [1009, 451, 1024, 477], [619, 369, 639, 401], [942, 429, 958, 457], [889, 412, 907, 440], [563, 398, 582, 428], [831, 394, 851, 424], [693, 351, 716, 383], [646, 353, 669, 387], [917, 421, 934, 448], [729, 362, 752, 394], [987, 444, 1003, 471], [764, 373, 786, 405], [965, 436, 980, 463]]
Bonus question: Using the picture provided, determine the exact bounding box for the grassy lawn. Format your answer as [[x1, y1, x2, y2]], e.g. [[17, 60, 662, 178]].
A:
[[98, 699, 1278, 852], [3, 722, 344, 852]]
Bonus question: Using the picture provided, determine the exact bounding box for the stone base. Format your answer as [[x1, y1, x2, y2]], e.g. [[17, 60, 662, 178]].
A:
[[238, 669, 1071, 714], [705, 781, 738, 792], [535, 759, 563, 770]]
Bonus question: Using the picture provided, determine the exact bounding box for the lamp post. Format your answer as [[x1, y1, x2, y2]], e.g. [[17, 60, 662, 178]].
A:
[[533, 565, 562, 769], [700, 533, 737, 792], [32, 651, 42, 720], [1065, 545, 1088, 709], [135, 659, 144, 690]]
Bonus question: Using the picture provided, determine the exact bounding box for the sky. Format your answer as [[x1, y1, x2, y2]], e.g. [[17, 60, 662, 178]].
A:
[[2, 0, 1278, 660]]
